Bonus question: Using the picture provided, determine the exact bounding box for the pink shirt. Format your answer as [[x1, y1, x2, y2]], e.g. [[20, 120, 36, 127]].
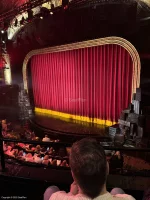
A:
[[50, 191, 135, 200]]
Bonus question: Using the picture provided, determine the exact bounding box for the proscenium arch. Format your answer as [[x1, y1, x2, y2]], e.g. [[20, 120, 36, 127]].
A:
[[22, 37, 141, 125], [23, 37, 141, 98]]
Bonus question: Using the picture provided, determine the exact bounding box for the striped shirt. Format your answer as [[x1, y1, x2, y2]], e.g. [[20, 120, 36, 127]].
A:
[[50, 191, 135, 200]]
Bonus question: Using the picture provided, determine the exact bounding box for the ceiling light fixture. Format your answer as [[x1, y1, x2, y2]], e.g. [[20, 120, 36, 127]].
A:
[[14, 19, 18, 27]]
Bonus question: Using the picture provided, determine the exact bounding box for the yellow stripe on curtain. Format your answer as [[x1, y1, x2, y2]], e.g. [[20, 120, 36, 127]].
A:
[[35, 107, 116, 126]]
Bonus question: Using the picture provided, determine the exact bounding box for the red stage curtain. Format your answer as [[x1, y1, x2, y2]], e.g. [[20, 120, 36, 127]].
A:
[[30, 44, 133, 124]]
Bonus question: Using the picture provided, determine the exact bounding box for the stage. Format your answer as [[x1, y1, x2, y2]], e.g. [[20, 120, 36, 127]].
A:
[[30, 113, 110, 140]]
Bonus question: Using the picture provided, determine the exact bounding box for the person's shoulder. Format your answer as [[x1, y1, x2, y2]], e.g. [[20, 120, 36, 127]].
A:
[[50, 191, 67, 200], [50, 191, 90, 200], [50, 191, 78, 200], [112, 194, 136, 200]]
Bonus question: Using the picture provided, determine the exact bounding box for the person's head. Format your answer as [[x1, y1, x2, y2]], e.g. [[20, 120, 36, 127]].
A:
[[69, 138, 108, 198]]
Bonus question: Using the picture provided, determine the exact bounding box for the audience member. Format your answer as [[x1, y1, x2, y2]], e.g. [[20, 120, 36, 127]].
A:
[[44, 138, 135, 200]]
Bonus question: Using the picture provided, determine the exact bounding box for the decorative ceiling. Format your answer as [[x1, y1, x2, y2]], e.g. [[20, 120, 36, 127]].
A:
[[0, 0, 150, 16], [142, 0, 150, 6], [0, 0, 26, 14], [0, 0, 62, 15], [1, 0, 150, 42]]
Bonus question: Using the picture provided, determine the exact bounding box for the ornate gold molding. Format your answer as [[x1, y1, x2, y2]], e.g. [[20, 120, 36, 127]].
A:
[[23, 36, 141, 99]]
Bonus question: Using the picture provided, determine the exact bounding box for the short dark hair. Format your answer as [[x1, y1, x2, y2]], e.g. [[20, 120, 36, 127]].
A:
[[69, 138, 107, 199]]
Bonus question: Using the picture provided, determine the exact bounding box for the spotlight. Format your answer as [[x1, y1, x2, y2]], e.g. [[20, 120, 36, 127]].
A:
[[51, 4, 54, 10], [27, 10, 33, 21], [1, 30, 4, 34], [14, 19, 18, 27], [40, 16, 43, 19], [50, 12, 53, 15], [20, 17, 25, 25], [2, 41, 5, 43]]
